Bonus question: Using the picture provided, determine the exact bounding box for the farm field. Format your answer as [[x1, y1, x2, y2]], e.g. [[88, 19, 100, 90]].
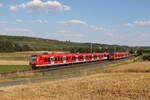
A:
[[104, 61, 150, 73], [0, 53, 29, 65], [0, 61, 149, 100]]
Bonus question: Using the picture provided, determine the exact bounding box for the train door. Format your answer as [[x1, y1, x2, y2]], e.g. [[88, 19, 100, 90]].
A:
[[50, 56, 55, 65], [72, 56, 76, 63], [63, 56, 66, 64], [66, 56, 71, 63], [54, 56, 58, 64]]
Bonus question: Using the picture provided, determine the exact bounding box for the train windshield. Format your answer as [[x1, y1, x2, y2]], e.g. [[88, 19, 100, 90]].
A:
[[30, 55, 36, 63]]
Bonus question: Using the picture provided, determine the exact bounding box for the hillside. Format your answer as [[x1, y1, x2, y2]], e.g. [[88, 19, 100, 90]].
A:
[[0, 35, 89, 51], [0, 35, 133, 52], [1, 35, 150, 53]]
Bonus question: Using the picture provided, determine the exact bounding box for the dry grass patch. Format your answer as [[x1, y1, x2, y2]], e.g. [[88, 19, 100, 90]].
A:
[[105, 61, 150, 73], [0, 60, 28, 65], [0, 73, 150, 100]]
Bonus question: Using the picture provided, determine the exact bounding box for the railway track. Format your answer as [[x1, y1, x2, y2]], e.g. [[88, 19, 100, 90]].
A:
[[0, 56, 135, 87], [0, 60, 109, 77], [0, 57, 133, 77]]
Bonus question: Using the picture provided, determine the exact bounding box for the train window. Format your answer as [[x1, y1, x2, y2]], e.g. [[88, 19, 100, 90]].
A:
[[30, 56, 36, 63], [51, 58, 54, 61], [94, 55, 97, 58], [63, 57, 66, 60], [110, 53, 114, 56], [48, 58, 51, 62], [55, 58, 58, 61], [66, 57, 69, 60], [78, 56, 82, 59], [44, 58, 48, 62], [89, 56, 91, 59], [58, 57, 61, 61], [60, 58, 63, 61], [72, 57, 76, 60]]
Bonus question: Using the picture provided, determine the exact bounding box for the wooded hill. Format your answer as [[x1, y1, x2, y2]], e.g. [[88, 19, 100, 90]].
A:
[[0, 35, 149, 53]]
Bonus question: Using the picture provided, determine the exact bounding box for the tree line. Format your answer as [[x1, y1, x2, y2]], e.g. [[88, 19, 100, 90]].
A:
[[1, 40, 150, 56], [0, 40, 30, 52]]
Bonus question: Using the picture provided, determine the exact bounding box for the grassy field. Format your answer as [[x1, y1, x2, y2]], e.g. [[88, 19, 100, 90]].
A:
[[0, 52, 30, 73], [0, 61, 150, 100], [0, 56, 29, 61], [0, 65, 31, 73], [104, 61, 150, 73]]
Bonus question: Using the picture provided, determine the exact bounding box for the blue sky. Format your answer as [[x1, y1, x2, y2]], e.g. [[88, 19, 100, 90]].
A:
[[0, 0, 150, 46]]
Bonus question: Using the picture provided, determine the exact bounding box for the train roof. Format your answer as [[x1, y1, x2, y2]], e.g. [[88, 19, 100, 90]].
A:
[[31, 52, 110, 56]]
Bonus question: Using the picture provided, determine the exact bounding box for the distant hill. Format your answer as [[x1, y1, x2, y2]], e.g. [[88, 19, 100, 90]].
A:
[[0, 35, 95, 52], [0, 35, 149, 53]]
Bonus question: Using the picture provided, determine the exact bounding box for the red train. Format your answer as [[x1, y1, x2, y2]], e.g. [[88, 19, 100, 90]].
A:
[[29, 52, 130, 69], [108, 52, 130, 60]]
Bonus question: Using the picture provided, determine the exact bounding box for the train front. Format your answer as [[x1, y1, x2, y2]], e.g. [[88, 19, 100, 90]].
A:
[[29, 54, 38, 69]]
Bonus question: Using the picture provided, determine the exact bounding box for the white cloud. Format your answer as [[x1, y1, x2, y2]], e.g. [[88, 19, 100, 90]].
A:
[[31, 19, 48, 24], [91, 26, 107, 31], [62, 33, 83, 38], [56, 20, 87, 25], [0, 19, 50, 25], [16, 19, 23, 23], [57, 30, 66, 33], [0, 3, 3, 7], [126, 21, 150, 27], [5, 28, 32, 33], [125, 23, 133, 27], [55, 30, 83, 38], [10, 6, 17, 11], [90, 25, 113, 36], [0, 20, 23, 25], [0, 21, 16, 25], [9, 0, 71, 12], [133, 21, 150, 26]]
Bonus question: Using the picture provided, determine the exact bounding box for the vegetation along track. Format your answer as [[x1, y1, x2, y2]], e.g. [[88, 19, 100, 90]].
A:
[[0, 56, 134, 78]]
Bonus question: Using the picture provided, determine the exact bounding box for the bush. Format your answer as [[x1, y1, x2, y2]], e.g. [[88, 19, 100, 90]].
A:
[[135, 50, 143, 57], [0, 40, 31, 52], [143, 54, 150, 61]]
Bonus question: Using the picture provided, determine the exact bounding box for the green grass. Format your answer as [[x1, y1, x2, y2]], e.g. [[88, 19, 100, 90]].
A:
[[0, 56, 29, 61], [0, 65, 31, 73]]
